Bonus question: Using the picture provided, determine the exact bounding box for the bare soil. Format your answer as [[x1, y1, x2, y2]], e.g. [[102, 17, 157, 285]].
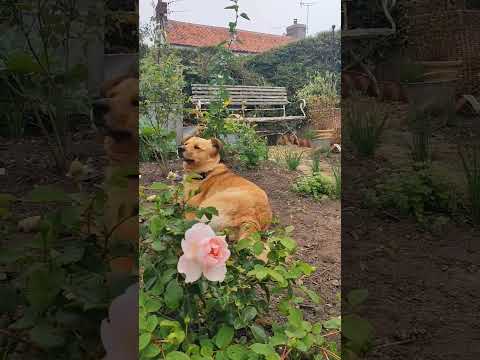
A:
[[140, 154, 342, 323], [343, 100, 480, 359]]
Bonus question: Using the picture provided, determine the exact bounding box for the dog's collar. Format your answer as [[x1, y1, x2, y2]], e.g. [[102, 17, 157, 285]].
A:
[[198, 170, 213, 179]]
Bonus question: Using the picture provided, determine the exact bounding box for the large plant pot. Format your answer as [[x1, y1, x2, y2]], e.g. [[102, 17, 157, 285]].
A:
[[414, 60, 463, 82], [403, 79, 457, 128]]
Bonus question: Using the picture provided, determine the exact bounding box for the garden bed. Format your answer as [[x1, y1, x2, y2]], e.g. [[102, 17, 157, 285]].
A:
[[140, 157, 341, 324], [343, 97, 480, 358]]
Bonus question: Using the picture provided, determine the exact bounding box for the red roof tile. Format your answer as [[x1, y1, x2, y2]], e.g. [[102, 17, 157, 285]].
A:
[[166, 20, 295, 54]]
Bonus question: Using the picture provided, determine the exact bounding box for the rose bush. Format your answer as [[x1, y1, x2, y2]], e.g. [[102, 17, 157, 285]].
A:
[[139, 181, 341, 359]]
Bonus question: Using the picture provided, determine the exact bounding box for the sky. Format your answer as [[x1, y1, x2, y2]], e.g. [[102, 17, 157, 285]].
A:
[[139, 0, 341, 36]]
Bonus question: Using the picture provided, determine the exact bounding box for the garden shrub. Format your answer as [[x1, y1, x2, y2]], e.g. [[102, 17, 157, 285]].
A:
[[139, 182, 341, 359], [139, 125, 177, 163], [297, 71, 340, 107], [376, 166, 458, 224], [247, 32, 340, 97], [293, 173, 337, 200], [283, 149, 304, 171], [344, 97, 387, 157], [198, 89, 268, 168]]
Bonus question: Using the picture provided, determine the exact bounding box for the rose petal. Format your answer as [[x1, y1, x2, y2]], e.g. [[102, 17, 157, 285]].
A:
[[203, 264, 227, 282], [185, 223, 216, 243], [177, 256, 203, 283]]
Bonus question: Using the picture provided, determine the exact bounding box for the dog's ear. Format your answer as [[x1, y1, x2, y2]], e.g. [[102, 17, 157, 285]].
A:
[[211, 138, 223, 154]]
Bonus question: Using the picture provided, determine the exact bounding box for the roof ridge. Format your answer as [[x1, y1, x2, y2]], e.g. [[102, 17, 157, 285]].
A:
[[168, 19, 293, 39]]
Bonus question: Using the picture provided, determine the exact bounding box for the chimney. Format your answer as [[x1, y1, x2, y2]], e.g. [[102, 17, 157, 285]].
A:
[[286, 19, 306, 40]]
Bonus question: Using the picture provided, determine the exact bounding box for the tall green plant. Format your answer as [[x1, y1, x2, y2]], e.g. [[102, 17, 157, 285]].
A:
[[1, 0, 101, 171], [297, 71, 340, 106], [345, 98, 387, 157], [408, 108, 432, 164], [459, 144, 480, 224]]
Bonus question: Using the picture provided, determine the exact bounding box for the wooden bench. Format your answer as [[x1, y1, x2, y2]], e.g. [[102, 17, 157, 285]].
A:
[[191, 84, 307, 135]]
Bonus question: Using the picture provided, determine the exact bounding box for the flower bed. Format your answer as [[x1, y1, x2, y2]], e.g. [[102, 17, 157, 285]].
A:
[[138, 180, 341, 359]]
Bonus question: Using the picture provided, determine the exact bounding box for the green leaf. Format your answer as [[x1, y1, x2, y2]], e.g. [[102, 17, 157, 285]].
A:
[[139, 333, 151, 351], [164, 279, 184, 310], [215, 325, 234, 349], [323, 316, 341, 330], [26, 266, 65, 311], [225, 5, 239, 10], [24, 185, 71, 202], [240, 12, 250, 20], [29, 323, 65, 348], [269, 333, 288, 346], [142, 343, 161, 358], [250, 324, 268, 343], [143, 315, 158, 332], [252, 241, 264, 255], [144, 296, 162, 313], [347, 289, 369, 307], [235, 237, 253, 251], [250, 343, 277, 357], [6, 52, 42, 74], [150, 182, 170, 191], [242, 306, 258, 323], [343, 314, 373, 348], [166, 351, 190, 360], [226, 344, 247, 360], [279, 236, 296, 251]]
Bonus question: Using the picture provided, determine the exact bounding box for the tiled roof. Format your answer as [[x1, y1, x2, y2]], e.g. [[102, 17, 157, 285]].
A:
[[166, 20, 295, 54]]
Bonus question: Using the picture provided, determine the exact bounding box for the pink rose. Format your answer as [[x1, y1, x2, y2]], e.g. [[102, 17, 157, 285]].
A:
[[177, 223, 231, 283], [100, 283, 138, 360]]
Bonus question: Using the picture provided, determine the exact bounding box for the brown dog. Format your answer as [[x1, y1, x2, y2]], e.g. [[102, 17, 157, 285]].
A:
[[180, 137, 272, 241], [93, 72, 139, 265]]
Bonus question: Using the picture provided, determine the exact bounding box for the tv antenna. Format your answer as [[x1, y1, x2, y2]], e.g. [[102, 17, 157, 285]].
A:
[[300, 1, 317, 36]]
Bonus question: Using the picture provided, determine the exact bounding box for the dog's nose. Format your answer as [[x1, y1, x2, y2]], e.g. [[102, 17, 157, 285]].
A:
[[91, 98, 110, 127], [177, 145, 185, 156]]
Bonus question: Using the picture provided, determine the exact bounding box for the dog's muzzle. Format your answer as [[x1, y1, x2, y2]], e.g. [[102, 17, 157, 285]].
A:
[[91, 98, 110, 128]]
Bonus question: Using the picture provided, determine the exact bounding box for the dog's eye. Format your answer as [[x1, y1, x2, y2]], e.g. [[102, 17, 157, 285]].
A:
[[194, 145, 201, 150]]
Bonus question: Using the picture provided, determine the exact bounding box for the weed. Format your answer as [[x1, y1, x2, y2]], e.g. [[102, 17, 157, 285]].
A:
[[284, 149, 304, 171], [331, 164, 341, 199], [408, 108, 432, 163], [293, 173, 336, 200], [344, 98, 387, 157], [459, 144, 480, 224], [311, 149, 322, 173]]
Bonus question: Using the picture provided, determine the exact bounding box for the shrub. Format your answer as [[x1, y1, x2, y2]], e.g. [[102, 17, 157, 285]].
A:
[[247, 31, 341, 97], [344, 98, 387, 157], [140, 50, 186, 128], [139, 181, 341, 359], [293, 173, 336, 200], [139, 125, 176, 163], [297, 71, 340, 106], [283, 149, 304, 171], [223, 120, 268, 168], [459, 144, 480, 224], [376, 166, 458, 223]]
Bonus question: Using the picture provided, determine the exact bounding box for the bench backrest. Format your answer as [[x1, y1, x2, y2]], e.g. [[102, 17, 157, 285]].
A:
[[191, 84, 288, 107]]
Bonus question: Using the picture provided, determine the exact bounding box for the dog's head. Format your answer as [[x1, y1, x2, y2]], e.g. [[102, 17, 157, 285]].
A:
[[178, 137, 223, 173], [93, 73, 139, 164]]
